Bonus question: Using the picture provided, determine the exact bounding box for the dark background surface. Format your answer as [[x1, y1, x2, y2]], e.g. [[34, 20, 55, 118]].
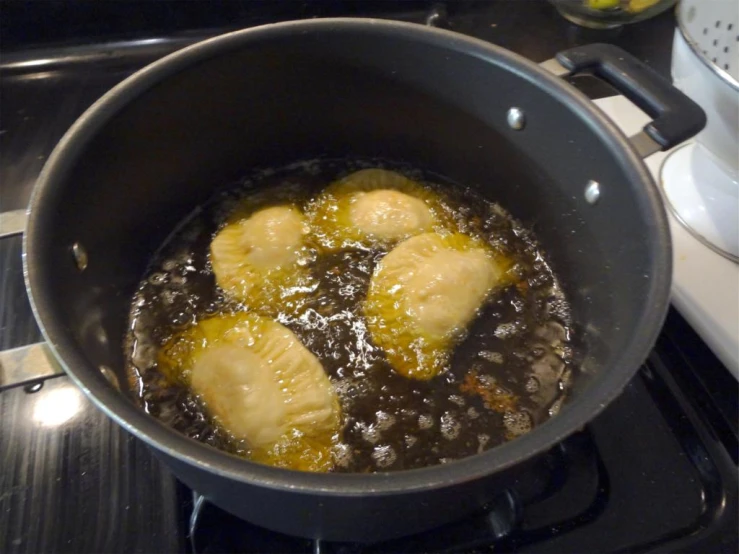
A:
[[1, 0, 675, 221], [0, 0, 676, 70], [2, 2, 736, 554]]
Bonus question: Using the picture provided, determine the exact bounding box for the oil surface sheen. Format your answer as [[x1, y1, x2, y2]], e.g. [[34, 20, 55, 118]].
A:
[[125, 159, 576, 472]]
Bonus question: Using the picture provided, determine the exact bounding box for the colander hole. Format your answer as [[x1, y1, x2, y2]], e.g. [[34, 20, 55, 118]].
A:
[[712, 57, 717, 63], [703, 28, 708, 35], [713, 39, 718, 46], [728, 23, 733, 31], [725, 64, 730, 70], [715, 21, 721, 29], [725, 47, 729, 53]]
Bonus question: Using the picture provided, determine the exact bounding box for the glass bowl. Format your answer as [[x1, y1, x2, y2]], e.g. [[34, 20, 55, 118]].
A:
[[549, 0, 678, 29]]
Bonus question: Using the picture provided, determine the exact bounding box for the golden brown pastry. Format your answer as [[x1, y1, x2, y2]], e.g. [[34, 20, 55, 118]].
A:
[[158, 312, 340, 472], [365, 232, 513, 380], [210, 205, 312, 314], [306, 168, 452, 251]]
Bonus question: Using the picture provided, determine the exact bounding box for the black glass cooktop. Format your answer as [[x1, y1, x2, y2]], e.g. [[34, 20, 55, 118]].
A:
[[1, 2, 736, 553]]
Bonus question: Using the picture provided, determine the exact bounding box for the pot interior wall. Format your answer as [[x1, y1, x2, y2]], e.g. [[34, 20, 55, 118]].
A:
[[34, 28, 659, 418]]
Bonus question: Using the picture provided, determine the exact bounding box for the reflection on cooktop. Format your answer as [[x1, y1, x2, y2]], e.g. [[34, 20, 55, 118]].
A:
[[0, 377, 185, 553]]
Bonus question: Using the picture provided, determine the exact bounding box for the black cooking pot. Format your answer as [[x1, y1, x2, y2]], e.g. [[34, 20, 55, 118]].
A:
[[24, 19, 705, 542]]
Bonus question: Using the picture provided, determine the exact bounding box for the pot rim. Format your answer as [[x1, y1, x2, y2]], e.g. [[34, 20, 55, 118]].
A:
[[24, 17, 671, 496]]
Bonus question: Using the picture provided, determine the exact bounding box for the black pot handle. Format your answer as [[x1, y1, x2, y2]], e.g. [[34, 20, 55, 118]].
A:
[[554, 43, 706, 152]]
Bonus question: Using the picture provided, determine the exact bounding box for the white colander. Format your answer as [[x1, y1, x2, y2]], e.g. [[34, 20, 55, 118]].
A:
[[679, 0, 738, 81], [660, 0, 739, 262]]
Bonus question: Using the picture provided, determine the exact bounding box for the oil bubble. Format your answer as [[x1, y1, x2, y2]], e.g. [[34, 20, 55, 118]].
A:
[[479, 351, 504, 364], [525, 376, 540, 393], [162, 259, 177, 272], [371, 445, 397, 469], [440, 412, 461, 440], [159, 289, 177, 306], [376, 411, 395, 431], [448, 394, 466, 407], [549, 396, 565, 417], [148, 272, 168, 286], [503, 410, 533, 437], [360, 423, 381, 444], [332, 443, 353, 468], [493, 323, 518, 339], [418, 414, 434, 430]]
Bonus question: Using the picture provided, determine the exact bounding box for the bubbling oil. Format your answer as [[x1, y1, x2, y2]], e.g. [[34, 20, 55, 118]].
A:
[[125, 159, 576, 472]]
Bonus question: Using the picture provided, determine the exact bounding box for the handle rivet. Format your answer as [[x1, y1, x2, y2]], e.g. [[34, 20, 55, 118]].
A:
[[71, 242, 88, 271], [507, 107, 526, 130], [584, 180, 601, 204]]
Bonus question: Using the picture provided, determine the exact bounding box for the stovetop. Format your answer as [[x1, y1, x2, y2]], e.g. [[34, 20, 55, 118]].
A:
[[1, 2, 737, 553]]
